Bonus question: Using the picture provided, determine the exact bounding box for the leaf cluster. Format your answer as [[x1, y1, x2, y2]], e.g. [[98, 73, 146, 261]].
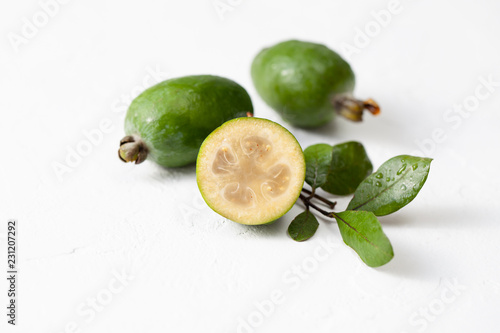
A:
[[289, 142, 432, 267]]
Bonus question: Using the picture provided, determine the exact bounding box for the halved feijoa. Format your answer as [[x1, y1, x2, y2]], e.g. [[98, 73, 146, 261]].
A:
[[196, 118, 305, 225]]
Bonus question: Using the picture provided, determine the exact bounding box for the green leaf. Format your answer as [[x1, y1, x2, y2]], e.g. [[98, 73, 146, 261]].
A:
[[288, 211, 319, 242], [304, 144, 333, 189], [321, 141, 373, 195], [347, 155, 432, 216], [334, 211, 393, 267]]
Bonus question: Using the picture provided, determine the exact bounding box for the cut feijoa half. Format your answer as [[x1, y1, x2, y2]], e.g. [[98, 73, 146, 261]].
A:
[[197, 117, 305, 225]]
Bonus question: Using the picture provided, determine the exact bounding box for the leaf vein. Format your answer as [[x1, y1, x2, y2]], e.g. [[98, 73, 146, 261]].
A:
[[336, 214, 391, 258], [352, 168, 412, 211]]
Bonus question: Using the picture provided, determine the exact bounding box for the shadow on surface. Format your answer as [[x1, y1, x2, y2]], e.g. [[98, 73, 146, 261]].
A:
[[147, 163, 197, 181], [375, 240, 432, 278], [379, 205, 477, 229], [243, 216, 288, 239]]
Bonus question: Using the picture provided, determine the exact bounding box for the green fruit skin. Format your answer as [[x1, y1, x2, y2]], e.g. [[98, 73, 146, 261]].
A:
[[124, 75, 253, 167], [251, 40, 355, 128]]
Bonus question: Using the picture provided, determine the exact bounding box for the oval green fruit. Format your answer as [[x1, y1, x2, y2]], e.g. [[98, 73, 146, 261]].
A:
[[197, 117, 305, 225], [119, 75, 253, 167], [251, 40, 379, 128]]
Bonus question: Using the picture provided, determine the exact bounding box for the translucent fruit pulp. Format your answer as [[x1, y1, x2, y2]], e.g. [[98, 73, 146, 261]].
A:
[[211, 135, 292, 207]]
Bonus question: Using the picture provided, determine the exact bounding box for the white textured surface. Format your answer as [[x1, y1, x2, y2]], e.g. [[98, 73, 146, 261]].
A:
[[1, 0, 500, 332]]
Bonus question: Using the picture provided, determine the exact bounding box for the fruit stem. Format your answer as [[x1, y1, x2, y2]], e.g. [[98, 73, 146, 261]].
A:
[[299, 192, 337, 218], [246, 111, 254, 117], [301, 188, 336, 209], [299, 194, 334, 218], [331, 94, 380, 122], [118, 135, 148, 164]]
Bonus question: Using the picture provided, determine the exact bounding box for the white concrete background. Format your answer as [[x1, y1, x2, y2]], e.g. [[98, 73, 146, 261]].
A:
[[1, 0, 500, 332]]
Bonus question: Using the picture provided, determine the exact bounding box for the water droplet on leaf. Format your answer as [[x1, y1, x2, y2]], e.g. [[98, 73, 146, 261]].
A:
[[397, 164, 407, 175]]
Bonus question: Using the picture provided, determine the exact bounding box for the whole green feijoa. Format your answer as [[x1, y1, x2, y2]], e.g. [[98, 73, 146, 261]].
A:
[[118, 75, 253, 167], [251, 40, 380, 128]]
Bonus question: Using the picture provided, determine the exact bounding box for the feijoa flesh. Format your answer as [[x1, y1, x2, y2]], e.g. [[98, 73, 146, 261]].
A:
[[196, 117, 305, 225]]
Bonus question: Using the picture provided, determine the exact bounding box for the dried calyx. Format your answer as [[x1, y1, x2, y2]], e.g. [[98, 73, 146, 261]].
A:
[[118, 135, 148, 164], [332, 94, 380, 122]]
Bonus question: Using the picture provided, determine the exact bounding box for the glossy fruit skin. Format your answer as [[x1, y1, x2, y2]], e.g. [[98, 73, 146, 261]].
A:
[[124, 75, 253, 167], [251, 40, 355, 127]]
